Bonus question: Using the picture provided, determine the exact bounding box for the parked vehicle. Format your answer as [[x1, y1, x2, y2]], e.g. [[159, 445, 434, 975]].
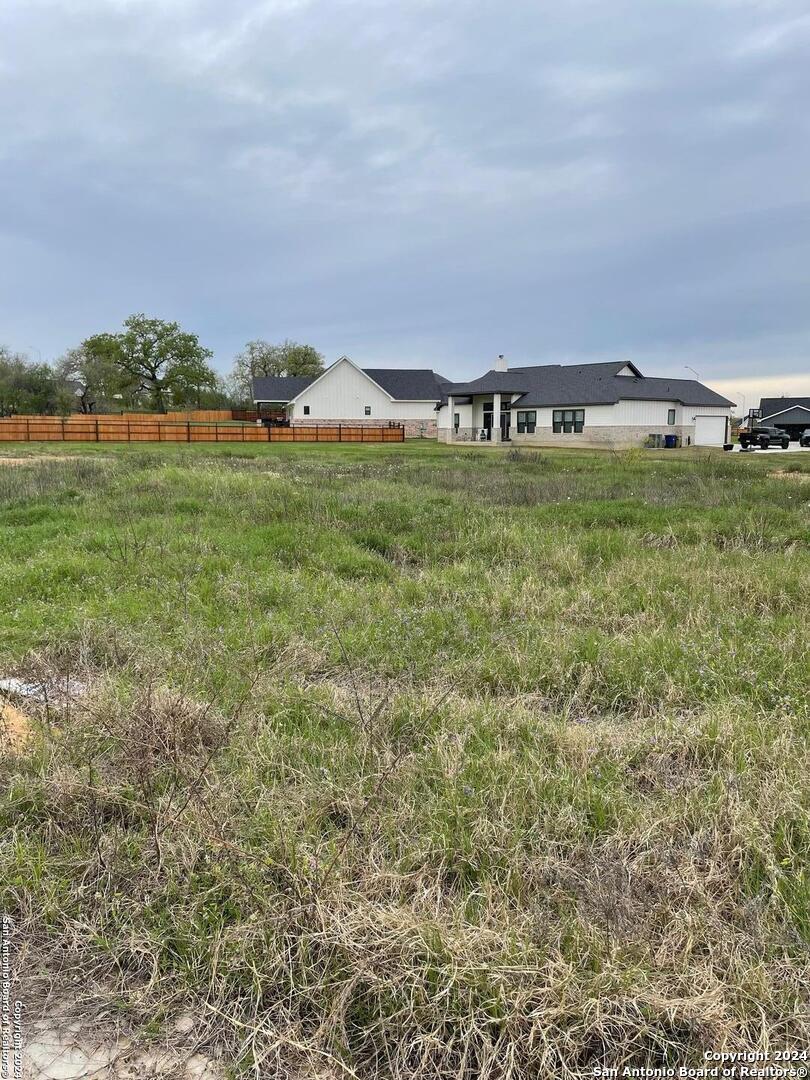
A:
[[800, 429, 810, 448], [738, 425, 791, 450]]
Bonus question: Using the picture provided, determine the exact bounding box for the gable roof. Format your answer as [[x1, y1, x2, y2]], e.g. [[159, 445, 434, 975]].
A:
[[440, 361, 734, 409], [253, 362, 450, 404], [759, 397, 810, 423], [758, 403, 810, 426]]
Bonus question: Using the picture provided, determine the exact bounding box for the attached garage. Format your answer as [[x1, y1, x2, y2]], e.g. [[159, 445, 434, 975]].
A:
[[693, 414, 729, 447]]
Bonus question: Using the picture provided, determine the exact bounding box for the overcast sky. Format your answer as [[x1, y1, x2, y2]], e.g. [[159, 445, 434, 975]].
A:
[[1, 0, 809, 405]]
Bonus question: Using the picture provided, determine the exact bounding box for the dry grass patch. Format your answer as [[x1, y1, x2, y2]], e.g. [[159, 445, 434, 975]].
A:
[[1, 445, 809, 1077]]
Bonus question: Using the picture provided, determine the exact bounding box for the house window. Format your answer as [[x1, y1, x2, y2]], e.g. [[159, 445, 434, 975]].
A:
[[364, 406, 372, 416], [453, 412, 460, 431], [303, 405, 310, 416], [516, 410, 536, 434], [667, 408, 676, 425], [553, 409, 585, 433]]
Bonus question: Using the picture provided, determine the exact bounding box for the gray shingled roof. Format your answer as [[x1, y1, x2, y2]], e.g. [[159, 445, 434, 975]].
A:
[[440, 362, 734, 408], [760, 397, 810, 422], [253, 367, 450, 403], [758, 404, 810, 425], [252, 375, 316, 402], [364, 369, 451, 399]]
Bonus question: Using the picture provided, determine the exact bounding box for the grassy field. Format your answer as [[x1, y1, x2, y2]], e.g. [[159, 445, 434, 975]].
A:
[[1, 441, 809, 1077]]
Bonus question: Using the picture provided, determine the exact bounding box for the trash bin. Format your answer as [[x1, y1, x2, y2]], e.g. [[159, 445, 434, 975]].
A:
[[664, 434, 677, 449]]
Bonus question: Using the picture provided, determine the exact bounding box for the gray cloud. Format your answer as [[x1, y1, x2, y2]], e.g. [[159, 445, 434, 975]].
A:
[[1, 0, 809, 389]]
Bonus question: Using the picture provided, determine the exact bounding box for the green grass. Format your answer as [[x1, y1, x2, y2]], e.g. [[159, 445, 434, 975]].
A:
[[1, 441, 809, 1077]]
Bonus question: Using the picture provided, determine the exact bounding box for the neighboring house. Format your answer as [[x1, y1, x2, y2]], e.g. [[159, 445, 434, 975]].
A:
[[437, 357, 734, 448], [757, 397, 810, 441], [252, 356, 450, 437]]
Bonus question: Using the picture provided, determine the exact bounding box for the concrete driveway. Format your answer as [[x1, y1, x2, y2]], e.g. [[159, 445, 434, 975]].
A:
[[729, 442, 810, 454]]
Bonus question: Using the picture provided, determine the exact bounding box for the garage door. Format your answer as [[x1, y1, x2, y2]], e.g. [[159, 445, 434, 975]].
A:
[[693, 415, 727, 447]]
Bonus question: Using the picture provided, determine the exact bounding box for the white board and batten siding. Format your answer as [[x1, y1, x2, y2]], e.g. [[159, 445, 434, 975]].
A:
[[439, 397, 731, 445], [440, 400, 691, 430], [289, 358, 438, 422], [511, 401, 686, 427], [518, 401, 730, 431]]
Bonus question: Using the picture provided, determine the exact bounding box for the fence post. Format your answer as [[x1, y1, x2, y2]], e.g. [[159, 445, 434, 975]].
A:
[[26, 418, 30, 442], [127, 420, 131, 442], [187, 421, 191, 443], [61, 417, 66, 442], [95, 418, 99, 442], [339, 424, 342, 442]]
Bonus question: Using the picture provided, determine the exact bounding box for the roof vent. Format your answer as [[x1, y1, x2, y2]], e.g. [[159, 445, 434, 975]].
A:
[[494, 353, 507, 372]]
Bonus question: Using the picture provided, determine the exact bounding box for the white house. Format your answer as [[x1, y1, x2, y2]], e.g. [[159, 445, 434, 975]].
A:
[[252, 356, 450, 437], [437, 357, 734, 448]]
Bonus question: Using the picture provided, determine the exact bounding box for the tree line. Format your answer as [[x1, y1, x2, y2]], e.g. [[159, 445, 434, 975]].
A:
[[0, 314, 325, 416]]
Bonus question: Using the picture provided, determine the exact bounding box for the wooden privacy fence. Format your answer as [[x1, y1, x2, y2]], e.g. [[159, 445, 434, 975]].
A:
[[266, 425, 405, 443], [120, 409, 258, 423], [0, 417, 405, 444]]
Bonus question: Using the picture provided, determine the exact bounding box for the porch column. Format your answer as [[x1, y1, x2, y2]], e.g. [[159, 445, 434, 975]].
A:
[[491, 392, 501, 443], [446, 395, 454, 441]]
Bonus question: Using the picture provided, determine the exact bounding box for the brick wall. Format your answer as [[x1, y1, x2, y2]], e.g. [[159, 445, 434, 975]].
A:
[[440, 425, 696, 448], [508, 425, 695, 448], [291, 417, 437, 438]]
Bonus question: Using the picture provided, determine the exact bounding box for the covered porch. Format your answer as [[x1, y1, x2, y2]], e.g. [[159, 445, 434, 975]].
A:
[[446, 393, 516, 443], [256, 400, 292, 424]]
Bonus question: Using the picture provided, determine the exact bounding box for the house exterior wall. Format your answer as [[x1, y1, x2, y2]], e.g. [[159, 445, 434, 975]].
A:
[[288, 359, 439, 426], [437, 395, 521, 440], [289, 414, 436, 438], [508, 425, 693, 448], [438, 398, 732, 447], [446, 403, 474, 432], [683, 405, 734, 422]]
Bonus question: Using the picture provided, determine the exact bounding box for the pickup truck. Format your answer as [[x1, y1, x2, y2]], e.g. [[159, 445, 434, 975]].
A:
[[738, 425, 791, 450], [800, 429, 810, 448]]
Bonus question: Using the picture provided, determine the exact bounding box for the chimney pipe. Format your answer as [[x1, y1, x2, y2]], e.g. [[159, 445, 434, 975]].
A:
[[494, 353, 507, 372]]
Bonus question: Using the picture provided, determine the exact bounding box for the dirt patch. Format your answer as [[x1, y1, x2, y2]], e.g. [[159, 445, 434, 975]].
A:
[[0, 698, 34, 750], [767, 470, 810, 482], [0, 455, 93, 466], [22, 1013, 223, 1080]]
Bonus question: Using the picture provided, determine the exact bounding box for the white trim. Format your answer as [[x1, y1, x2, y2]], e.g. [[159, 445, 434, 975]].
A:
[[287, 356, 397, 405], [254, 390, 438, 406], [760, 405, 810, 423]]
